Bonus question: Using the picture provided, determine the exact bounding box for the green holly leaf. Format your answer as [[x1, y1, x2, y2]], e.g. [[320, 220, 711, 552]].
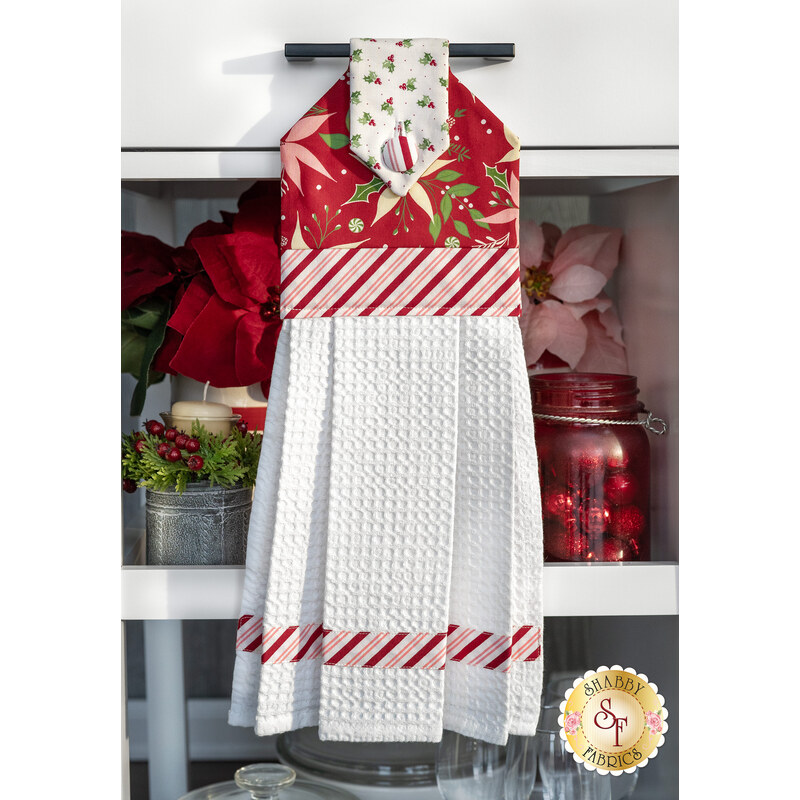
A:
[[429, 213, 442, 244], [345, 176, 385, 204], [319, 133, 350, 149], [469, 208, 491, 229], [485, 164, 510, 192], [434, 169, 462, 182], [449, 183, 479, 197], [441, 193, 452, 223], [453, 220, 470, 238]]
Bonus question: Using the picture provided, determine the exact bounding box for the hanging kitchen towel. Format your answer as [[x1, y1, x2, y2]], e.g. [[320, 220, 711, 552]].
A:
[[229, 36, 542, 745]]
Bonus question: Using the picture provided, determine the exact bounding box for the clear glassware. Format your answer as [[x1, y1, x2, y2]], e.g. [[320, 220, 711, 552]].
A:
[[178, 763, 358, 800], [435, 730, 507, 800], [536, 730, 581, 800], [577, 769, 612, 800], [610, 768, 639, 800], [278, 726, 437, 787], [504, 735, 538, 800]]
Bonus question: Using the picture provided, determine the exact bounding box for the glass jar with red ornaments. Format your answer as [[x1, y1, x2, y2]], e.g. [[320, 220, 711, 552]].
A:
[[530, 373, 666, 562]]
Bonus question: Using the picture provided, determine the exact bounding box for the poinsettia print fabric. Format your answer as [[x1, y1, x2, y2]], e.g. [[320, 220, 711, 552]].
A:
[[279, 70, 520, 253], [348, 37, 450, 195]]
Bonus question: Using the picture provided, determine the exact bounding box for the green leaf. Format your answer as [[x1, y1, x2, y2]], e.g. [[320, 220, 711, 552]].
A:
[[320, 133, 350, 149], [121, 327, 146, 377], [440, 193, 452, 223], [453, 219, 470, 238], [429, 213, 442, 244], [434, 169, 462, 182], [485, 164, 510, 192], [345, 109, 350, 132], [469, 208, 491, 229], [129, 301, 170, 417], [449, 183, 479, 197], [345, 176, 385, 204]]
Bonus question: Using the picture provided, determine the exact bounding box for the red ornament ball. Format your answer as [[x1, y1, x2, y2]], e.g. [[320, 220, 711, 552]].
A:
[[185, 438, 201, 453], [577, 450, 605, 473], [606, 447, 630, 471], [609, 505, 646, 540], [165, 447, 182, 462], [544, 526, 587, 561], [122, 478, 137, 494], [174, 433, 190, 450], [186, 455, 204, 472], [165, 428, 178, 442], [156, 441, 171, 458], [580, 499, 610, 535], [145, 420, 165, 437], [599, 536, 633, 562], [604, 472, 638, 505], [543, 488, 575, 518], [134, 439, 147, 454]]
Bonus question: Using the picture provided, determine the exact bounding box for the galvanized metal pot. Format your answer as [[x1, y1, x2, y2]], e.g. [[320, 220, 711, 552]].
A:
[[145, 481, 252, 565]]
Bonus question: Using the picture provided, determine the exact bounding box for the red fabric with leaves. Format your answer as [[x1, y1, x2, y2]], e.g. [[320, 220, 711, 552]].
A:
[[279, 70, 520, 253]]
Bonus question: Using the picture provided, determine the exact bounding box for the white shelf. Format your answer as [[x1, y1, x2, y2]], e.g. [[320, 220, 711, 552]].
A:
[[121, 148, 678, 181], [121, 562, 678, 620]]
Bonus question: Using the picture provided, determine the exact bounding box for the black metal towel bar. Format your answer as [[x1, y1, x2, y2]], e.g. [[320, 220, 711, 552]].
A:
[[285, 43, 515, 62]]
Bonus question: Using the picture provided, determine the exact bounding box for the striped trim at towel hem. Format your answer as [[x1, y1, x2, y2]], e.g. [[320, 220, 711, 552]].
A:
[[237, 617, 541, 673]]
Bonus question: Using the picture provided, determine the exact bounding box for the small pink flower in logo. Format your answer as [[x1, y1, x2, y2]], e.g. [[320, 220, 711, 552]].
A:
[[564, 712, 582, 736], [645, 711, 662, 735]]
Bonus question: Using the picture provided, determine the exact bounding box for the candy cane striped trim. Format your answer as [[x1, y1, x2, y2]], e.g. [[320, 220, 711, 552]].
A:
[[237, 618, 541, 673], [280, 247, 520, 318]]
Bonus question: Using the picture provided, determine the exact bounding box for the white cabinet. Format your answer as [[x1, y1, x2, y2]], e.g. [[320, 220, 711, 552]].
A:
[[122, 0, 677, 150]]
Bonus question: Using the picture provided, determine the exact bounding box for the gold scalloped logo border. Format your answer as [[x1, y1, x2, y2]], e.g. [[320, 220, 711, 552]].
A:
[[559, 665, 669, 775]]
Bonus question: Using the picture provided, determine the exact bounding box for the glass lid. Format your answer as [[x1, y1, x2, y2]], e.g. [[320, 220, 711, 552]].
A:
[[179, 764, 358, 800]]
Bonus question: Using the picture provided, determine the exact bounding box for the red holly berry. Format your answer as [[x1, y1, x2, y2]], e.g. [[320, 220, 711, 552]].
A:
[[369, 119, 376, 126], [430, 59, 437, 66], [145, 420, 165, 437], [165, 447, 182, 462], [186, 455, 204, 471], [428, 101, 435, 108], [185, 437, 201, 453], [235, 420, 248, 434], [374, 77, 382, 85], [165, 428, 178, 442], [396, 41, 404, 46], [122, 478, 137, 494], [387, 54, 394, 62], [428, 145, 435, 151], [175, 433, 190, 449], [157, 441, 171, 458], [386, 97, 393, 104], [134, 439, 147, 454], [399, 83, 407, 90]]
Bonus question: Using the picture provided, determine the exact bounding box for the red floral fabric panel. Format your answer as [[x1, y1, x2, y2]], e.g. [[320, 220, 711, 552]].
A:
[[279, 71, 520, 254]]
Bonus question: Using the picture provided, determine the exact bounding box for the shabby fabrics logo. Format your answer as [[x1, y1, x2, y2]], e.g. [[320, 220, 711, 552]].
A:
[[559, 666, 668, 775]]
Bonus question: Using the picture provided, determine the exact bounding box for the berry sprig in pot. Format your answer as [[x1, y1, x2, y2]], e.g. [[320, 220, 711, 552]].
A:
[[122, 417, 261, 494]]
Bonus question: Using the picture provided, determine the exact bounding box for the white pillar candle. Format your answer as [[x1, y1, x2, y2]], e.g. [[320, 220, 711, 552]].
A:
[[171, 400, 232, 418]]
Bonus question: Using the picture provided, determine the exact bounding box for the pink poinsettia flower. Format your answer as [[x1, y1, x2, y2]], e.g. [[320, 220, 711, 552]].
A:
[[281, 112, 336, 195], [518, 220, 628, 373]]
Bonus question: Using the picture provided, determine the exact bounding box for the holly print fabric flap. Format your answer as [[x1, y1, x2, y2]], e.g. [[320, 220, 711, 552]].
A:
[[279, 70, 520, 252], [348, 37, 450, 196]]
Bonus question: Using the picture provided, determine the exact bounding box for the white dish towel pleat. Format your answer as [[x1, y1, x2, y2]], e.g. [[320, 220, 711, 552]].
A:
[[319, 316, 460, 742]]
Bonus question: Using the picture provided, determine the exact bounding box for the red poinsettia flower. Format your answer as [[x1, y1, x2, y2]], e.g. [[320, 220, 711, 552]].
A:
[[154, 182, 283, 397], [122, 221, 229, 310]]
